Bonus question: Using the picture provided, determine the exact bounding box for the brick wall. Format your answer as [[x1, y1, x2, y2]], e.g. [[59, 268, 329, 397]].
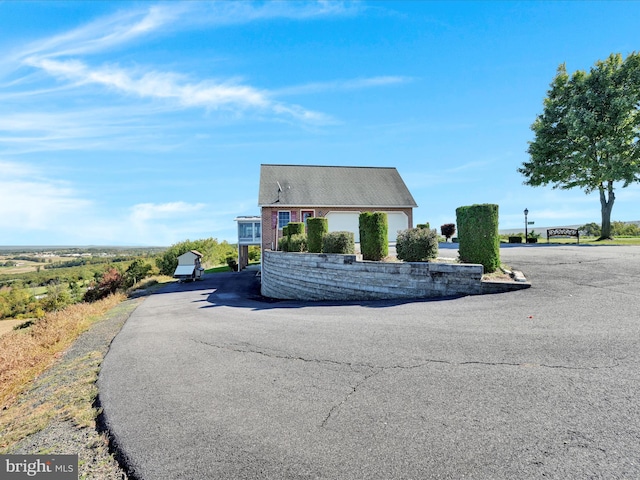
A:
[[261, 250, 486, 301]]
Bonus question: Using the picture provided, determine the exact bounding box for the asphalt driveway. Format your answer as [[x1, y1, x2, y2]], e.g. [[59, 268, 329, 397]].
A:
[[98, 245, 640, 479]]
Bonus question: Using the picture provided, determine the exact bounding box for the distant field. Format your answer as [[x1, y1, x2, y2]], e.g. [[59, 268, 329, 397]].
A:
[[0, 255, 67, 275]]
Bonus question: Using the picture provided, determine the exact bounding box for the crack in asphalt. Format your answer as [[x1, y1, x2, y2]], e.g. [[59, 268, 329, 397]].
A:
[[320, 368, 383, 428], [565, 281, 639, 297], [192, 339, 463, 371], [192, 339, 622, 428], [192, 339, 620, 371]]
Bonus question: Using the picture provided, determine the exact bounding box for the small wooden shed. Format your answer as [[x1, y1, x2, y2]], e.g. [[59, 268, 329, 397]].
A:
[[173, 250, 205, 281]]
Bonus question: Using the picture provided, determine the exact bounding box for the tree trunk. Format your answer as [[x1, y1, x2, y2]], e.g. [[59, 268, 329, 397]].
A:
[[598, 182, 615, 240]]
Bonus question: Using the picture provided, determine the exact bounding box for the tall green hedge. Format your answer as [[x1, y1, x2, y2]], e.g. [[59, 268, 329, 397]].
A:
[[307, 217, 328, 253], [455, 204, 500, 272], [359, 212, 388, 261], [287, 222, 305, 237]]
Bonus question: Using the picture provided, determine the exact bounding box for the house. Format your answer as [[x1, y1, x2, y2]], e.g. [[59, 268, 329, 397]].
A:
[[258, 164, 418, 251], [173, 250, 205, 281]]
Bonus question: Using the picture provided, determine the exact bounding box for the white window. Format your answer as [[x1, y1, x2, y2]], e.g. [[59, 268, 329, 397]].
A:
[[301, 210, 315, 226], [278, 211, 291, 229], [238, 223, 253, 240]]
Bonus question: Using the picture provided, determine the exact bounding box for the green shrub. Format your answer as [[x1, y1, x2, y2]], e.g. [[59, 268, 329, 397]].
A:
[[124, 259, 153, 288], [0, 282, 38, 319], [278, 236, 289, 252], [248, 246, 261, 261], [578, 221, 640, 237], [359, 212, 388, 261], [322, 231, 355, 254], [416, 223, 430, 229], [307, 217, 328, 253], [579, 222, 601, 237], [288, 234, 308, 252], [611, 221, 640, 236], [282, 225, 289, 238], [456, 204, 500, 273], [287, 222, 305, 237], [396, 228, 439, 262], [226, 256, 238, 271]]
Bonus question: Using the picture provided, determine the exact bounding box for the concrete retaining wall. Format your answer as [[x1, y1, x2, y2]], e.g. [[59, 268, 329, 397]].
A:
[[262, 250, 490, 301]]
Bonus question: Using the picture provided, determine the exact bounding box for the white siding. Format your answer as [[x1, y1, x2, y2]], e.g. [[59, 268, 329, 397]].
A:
[[325, 211, 409, 243], [386, 212, 409, 241]]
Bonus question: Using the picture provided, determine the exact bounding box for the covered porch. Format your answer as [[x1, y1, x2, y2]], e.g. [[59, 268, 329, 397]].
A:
[[235, 216, 261, 270]]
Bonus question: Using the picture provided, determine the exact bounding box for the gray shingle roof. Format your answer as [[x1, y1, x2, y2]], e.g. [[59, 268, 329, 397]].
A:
[[258, 164, 417, 207]]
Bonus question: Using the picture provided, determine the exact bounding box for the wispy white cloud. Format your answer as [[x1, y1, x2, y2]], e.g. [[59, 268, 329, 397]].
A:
[[27, 57, 267, 108], [16, 4, 187, 60], [9, 1, 353, 125], [21, 57, 331, 123], [181, 1, 363, 28], [0, 107, 178, 155], [273, 76, 412, 96], [14, 1, 361, 63]]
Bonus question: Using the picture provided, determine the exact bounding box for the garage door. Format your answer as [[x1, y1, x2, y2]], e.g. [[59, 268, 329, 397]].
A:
[[325, 211, 409, 243], [325, 211, 361, 242], [386, 212, 409, 241]]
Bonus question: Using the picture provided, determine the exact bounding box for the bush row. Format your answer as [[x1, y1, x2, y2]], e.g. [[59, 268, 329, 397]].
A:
[[275, 205, 502, 274]]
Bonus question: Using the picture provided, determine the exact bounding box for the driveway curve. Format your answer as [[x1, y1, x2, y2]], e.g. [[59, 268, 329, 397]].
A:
[[99, 245, 640, 479]]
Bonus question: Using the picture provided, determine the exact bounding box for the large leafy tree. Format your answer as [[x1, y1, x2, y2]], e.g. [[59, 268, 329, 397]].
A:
[[519, 53, 640, 239]]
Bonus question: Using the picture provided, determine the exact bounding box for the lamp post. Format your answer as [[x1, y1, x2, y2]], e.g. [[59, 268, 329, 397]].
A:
[[524, 208, 529, 241]]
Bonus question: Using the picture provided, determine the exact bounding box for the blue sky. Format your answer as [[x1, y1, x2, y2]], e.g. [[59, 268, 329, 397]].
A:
[[1, 1, 639, 246]]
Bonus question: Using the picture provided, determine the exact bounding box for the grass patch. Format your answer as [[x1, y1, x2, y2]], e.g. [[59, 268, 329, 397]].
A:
[[126, 274, 175, 294], [204, 261, 261, 274], [0, 319, 27, 337], [0, 352, 102, 451], [575, 237, 640, 245], [205, 265, 232, 273], [0, 294, 125, 410], [506, 236, 640, 246]]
